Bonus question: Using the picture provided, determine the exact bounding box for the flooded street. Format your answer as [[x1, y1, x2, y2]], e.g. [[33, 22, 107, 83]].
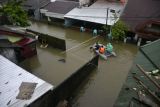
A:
[[21, 21, 138, 107]]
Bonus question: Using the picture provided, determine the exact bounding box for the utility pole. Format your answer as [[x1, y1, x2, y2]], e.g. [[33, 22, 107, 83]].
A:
[[106, 8, 109, 26], [106, 8, 112, 41], [106, 8, 109, 38]]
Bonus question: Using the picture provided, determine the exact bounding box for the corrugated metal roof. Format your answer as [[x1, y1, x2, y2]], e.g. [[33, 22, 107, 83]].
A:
[[121, 0, 160, 31], [0, 55, 53, 107], [114, 39, 160, 107], [140, 39, 160, 69], [43, 1, 79, 14], [64, 0, 123, 25]]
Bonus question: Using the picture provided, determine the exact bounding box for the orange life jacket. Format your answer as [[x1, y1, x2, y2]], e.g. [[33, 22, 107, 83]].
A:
[[99, 47, 105, 54]]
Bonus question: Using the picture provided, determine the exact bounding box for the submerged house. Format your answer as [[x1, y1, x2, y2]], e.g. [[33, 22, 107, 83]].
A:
[[114, 39, 160, 107], [121, 0, 160, 45], [64, 0, 125, 27], [40, 0, 79, 21], [0, 27, 37, 62]]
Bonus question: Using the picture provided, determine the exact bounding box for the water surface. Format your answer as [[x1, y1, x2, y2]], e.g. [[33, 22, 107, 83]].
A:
[[22, 21, 138, 107]]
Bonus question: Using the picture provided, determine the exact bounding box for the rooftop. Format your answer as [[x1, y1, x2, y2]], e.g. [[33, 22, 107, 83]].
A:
[[64, 0, 124, 25], [44, 1, 78, 14], [121, 0, 160, 31], [40, 0, 78, 19], [0, 55, 53, 107], [114, 39, 160, 106]]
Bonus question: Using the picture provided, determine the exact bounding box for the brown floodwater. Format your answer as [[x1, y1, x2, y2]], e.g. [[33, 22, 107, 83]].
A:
[[21, 21, 138, 107]]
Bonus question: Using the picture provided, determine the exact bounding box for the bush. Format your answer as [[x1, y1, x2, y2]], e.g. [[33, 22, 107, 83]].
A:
[[0, 0, 29, 26], [111, 20, 128, 40]]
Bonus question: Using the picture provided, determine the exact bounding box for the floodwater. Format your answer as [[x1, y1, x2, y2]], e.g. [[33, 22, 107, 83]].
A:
[[21, 21, 138, 107]]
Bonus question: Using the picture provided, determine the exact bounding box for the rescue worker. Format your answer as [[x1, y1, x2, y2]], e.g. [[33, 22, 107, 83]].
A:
[[99, 45, 105, 54], [106, 43, 113, 53], [95, 42, 100, 50], [93, 29, 97, 36], [80, 26, 85, 32]]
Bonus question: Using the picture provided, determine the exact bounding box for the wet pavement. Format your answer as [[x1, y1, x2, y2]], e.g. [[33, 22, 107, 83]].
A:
[[21, 21, 138, 107]]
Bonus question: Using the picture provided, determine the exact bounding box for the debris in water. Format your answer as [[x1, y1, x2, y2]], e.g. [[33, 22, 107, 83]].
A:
[[58, 59, 66, 63]]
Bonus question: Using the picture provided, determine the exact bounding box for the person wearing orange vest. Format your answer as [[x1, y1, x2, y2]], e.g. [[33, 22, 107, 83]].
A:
[[99, 46, 105, 54]]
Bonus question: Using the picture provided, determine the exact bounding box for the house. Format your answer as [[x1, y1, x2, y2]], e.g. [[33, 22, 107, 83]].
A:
[[114, 39, 160, 107], [40, 0, 79, 21], [0, 26, 37, 62], [64, 0, 124, 27], [0, 55, 53, 107], [135, 20, 160, 40], [121, 0, 160, 45]]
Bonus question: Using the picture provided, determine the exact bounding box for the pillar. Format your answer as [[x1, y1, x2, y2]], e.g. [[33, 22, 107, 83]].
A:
[[137, 38, 142, 46]]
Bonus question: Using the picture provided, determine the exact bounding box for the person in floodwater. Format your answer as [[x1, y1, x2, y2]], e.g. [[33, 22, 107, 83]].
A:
[[93, 29, 97, 36], [80, 26, 85, 32], [106, 43, 113, 53], [95, 42, 100, 50], [99, 45, 105, 54]]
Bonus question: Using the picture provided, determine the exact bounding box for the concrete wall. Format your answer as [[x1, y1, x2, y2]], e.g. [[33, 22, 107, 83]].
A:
[[29, 55, 99, 107], [51, 55, 99, 106], [26, 29, 66, 50]]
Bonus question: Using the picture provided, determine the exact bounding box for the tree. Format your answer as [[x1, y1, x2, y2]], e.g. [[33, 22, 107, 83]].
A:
[[0, 0, 29, 26], [111, 20, 128, 40]]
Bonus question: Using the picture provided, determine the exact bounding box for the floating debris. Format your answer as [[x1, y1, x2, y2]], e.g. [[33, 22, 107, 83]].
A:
[[58, 59, 66, 63]]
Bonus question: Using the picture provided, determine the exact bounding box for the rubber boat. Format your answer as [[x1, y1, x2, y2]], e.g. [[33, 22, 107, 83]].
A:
[[91, 43, 116, 60]]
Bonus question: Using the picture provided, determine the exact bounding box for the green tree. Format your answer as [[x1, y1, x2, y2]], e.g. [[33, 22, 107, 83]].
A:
[[0, 0, 29, 26], [111, 20, 128, 40]]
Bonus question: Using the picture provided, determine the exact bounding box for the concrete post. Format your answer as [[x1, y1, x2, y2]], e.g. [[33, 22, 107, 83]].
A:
[[137, 38, 142, 46], [134, 34, 138, 41], [124, 37, 127, 43], [47, 17, 51, 22]]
